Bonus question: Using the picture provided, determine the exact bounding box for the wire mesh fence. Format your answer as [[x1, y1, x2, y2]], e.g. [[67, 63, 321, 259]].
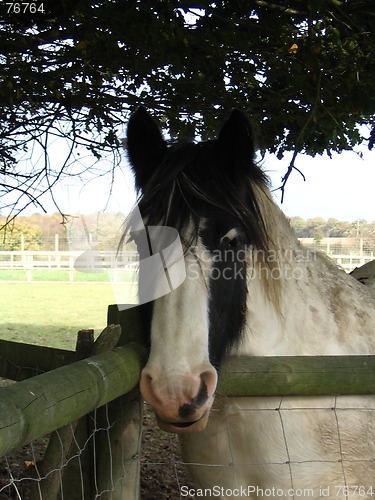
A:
[[2, 399, 374, 499], [0, 401, 194, 500], [0, 401, 143, 499], [178, 396, 375, 499]]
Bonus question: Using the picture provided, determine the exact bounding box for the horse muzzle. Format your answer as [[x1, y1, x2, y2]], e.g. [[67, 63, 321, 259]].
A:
[[139, 366, 217, 434]]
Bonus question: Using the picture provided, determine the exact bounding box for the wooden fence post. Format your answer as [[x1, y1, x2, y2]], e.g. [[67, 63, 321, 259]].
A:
[[59, 329, 96, 500], [28, 421, 81, 500], [94, 388, 143, 499], [94, 305, 145, 500]]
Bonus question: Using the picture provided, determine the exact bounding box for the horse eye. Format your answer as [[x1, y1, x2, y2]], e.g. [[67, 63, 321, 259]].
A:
[[220, 229, 243, 248], [229, 236, 242, 248]]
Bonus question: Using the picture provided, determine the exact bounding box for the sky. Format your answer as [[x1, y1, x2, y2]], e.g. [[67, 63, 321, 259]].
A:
[[265, 147, 375, 222], [50, 145, 375, 224], [4, 138, 375, 224]]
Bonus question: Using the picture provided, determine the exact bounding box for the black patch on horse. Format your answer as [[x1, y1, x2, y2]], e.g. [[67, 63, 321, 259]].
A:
[[199, 214, 248, 368]]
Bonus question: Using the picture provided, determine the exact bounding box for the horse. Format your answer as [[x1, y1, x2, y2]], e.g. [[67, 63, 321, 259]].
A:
[[125, 107, 375, 499]]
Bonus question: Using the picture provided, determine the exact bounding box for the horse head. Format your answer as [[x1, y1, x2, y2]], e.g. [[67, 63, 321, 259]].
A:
[[126, 108, 270, 433]]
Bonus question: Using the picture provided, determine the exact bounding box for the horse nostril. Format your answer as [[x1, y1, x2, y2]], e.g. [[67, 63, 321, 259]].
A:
[[178, 402, 197, 419], [178, 378, 209, 419]]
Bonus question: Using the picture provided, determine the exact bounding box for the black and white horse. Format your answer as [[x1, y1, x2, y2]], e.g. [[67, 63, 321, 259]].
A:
[[126, 108, 375, 499]]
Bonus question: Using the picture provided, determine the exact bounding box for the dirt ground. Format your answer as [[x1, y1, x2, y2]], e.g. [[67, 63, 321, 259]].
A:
[[0, 403, 195, 500], [141, 404, 195, 499]]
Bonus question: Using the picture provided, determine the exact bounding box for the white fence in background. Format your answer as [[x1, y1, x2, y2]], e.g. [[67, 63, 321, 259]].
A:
[[0, 250, 139, 282], [0, 240, 374, 282], [299, 237, 374, 272], [332, 253, 374, 271]]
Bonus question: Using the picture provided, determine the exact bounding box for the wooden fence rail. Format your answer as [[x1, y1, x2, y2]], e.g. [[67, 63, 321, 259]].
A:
[[0, 338, 75, 380], [0, 340, 146, 457], [1, 346, 375, 458], [218, 355, 375, 397]]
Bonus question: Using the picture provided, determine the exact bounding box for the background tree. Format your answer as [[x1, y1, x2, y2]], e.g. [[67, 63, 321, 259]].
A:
[[0, 219, 43, 250], [289, 216, 375, 239], [1, 0, 375, 219], [0, 212, 126, 250]]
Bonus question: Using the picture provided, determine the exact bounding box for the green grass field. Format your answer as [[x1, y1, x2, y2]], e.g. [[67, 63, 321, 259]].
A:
[[0, 281, 138, 350]]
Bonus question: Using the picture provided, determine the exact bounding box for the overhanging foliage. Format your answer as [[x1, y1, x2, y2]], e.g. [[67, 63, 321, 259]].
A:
[[1, 0, 375, 215]]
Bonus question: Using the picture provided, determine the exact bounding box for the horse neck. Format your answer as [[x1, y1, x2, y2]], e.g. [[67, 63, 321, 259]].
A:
[[241, 194, 375, 356]]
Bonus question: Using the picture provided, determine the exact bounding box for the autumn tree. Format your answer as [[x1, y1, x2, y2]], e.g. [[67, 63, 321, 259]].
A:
[[0, 218, 43, 250], [289, 216, 375, 238], [1, 0, 374, 218]]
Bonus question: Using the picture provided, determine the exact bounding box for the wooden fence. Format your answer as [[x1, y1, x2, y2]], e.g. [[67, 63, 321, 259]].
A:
[[0, 306, 147, 499], [1, 305, 375, 498]]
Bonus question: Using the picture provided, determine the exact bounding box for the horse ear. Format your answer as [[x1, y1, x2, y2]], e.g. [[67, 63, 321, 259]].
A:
[[126, 107, 167, 191], [216, 110, 255, 174]]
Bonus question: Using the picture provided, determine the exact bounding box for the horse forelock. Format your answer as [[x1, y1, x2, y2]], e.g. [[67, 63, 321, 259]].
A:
[[128, 139, 273, 251]]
